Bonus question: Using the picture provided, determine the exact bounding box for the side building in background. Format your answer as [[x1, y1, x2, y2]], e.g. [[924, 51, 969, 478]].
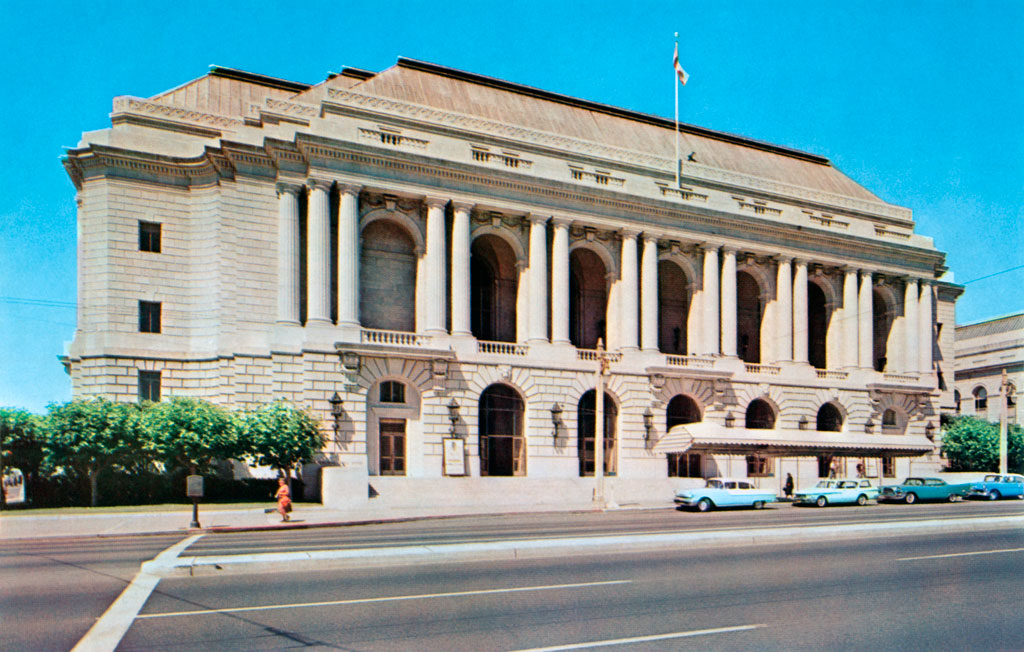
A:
[[61, 58, 962, 507], [954, 313, 1022, 425]]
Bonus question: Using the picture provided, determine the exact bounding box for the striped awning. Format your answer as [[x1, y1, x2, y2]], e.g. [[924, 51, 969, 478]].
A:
[[653, 422, 936, 457]]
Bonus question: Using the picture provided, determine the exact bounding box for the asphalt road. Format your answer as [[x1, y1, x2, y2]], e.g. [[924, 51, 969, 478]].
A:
[[121, 528, 1024, 651]]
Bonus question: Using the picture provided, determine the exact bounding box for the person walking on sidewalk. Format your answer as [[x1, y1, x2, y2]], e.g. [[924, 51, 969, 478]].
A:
[[275, 477, 292, 522], [783, 473, 794, 498]]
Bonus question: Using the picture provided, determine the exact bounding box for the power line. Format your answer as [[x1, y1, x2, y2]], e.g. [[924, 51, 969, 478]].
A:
[[961, 264, 1024, 286], [1, 296, 77, 309]]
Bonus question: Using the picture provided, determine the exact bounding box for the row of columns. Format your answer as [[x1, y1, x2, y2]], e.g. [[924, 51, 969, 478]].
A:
[[275, 182, 934, 373]]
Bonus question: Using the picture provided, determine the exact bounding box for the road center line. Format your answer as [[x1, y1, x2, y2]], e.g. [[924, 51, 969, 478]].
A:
[[137, 579, 631, 619], [899, 547, 1024, 561], [508, 624, 766, 651]]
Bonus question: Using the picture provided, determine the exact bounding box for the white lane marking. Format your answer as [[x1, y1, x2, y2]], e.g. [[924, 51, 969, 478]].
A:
[[71, 534, 203, 652], [508, 624, 766, 651], [899, 547, 1024, 561], [137, 579, 632, 619]]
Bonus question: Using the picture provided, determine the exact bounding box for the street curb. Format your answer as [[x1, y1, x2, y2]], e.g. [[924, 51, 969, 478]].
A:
[[164, 514, 1024, 577]]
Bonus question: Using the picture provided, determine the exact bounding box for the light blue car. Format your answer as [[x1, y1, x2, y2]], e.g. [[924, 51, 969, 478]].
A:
[[966, 473, 1024, 501], [793, 479, 879, 507], [674, 477, 777, 512]]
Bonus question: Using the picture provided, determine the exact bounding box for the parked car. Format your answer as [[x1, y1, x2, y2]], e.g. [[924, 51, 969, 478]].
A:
[[877, 477, 971, 504], [793, 479, 879, 507], [674, 477, 777, 512], [966, 474, 1024, 501]]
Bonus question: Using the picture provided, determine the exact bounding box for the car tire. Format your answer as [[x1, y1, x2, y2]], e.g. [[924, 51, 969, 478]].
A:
[[948, 493, 960, 503], [905, 493, 917, 504], [815, 496, 827, 508], [857, 494, 868, 506], [754, 501, 765, 509], [697, 498, 712, 512], [989, 490, 1000, 501]]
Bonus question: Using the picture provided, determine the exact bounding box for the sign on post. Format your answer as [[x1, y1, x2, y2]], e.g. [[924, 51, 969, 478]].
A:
[[443, 437, 466, 476], [186, 475, 204, 498]]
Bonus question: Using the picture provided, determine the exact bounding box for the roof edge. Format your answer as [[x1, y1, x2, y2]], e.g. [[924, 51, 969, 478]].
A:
[[396, 57, 832, 166], [956, 311, 1024, 329], [209, 66, 311, 93]]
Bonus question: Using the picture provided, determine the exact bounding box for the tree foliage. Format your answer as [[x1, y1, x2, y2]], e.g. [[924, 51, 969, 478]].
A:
[[942, 415, 1024, 473], [236, 400, 325, 478], [45, 399, 144, 506], [1, 407, 46, 475], [142, 397, 239, 473]]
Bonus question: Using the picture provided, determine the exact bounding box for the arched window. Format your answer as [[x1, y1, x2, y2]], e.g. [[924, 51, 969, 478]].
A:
[[1007, 383, 1017, 408], [471, 235, 518, 342], [974, 386, 988, 412], [954, 389, 962, 414], [478, 384, 525, 476], [360, 220, 416, 331], [578, 390, 617, 476], [808, 282, 829, 370], [816, 403, 843, 432], [872, 289, 894, 372], [658, 261, 690, 354], [569, 249, 608, 349], [666, 395, 701, 429], [746, 399, 775, 430], [736, 271, 763, 363]]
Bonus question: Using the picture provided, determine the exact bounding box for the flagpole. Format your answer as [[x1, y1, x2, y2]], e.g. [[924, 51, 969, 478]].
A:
[[674, 32, 680, 188]]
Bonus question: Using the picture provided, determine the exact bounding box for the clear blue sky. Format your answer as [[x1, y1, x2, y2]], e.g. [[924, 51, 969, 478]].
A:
[[1, 0, 1021, 413]]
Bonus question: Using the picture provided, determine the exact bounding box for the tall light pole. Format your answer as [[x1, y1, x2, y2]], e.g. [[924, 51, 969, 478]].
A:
[[594, 338, 610, 508], [999, 369, 1008, 474]]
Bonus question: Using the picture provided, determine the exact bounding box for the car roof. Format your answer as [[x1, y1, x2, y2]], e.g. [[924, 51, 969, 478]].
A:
[[708, 477, 750, 483]]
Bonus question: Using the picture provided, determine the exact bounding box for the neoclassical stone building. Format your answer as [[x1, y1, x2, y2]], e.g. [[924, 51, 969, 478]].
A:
[[954, 313, 1022, 425], [62, 58, 961, 506]]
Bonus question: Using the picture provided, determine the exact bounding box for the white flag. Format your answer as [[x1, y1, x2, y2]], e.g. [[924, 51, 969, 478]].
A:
[[673, 43, 689, 86]]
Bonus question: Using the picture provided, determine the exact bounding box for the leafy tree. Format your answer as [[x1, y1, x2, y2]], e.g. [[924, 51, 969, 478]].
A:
[[45, 399, 144, 507], [237, 400, 325, 491], [142, 397, 239, 475], [1, 408, 46, 508], [942, 415, 1024, 473]]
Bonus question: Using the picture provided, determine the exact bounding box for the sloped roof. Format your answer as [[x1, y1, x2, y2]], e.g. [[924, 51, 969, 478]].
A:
[[956, 313, 1024, 339]]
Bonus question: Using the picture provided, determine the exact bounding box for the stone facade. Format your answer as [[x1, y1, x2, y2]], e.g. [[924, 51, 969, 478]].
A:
[[62, 59, 962, 506], [954, 313, 1023, 425]]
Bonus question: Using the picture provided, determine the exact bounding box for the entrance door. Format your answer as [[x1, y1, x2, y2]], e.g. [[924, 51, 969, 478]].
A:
[[379, 419, 406, 475]]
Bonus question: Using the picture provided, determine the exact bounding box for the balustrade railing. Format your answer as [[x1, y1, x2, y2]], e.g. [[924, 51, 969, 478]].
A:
[[477, 341, 528, 356], [577, 349, 623, 363], [884, 372, 920, 383], [666, 355, 715, 369], [361, 328, 426, 347], [816, 370, 849, 380], [744, 363, 781, 375]]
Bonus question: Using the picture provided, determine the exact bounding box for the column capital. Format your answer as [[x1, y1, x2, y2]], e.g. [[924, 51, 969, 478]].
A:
[[306, 177, 332, 192], [620, 227, 641, 239], [526, 214, 550, 225], [641, 231, 664, 243], [337, 183, 361, 198], [451, 200, 474, 213], [699, 242, 721, 253], [423, 196, 449, 211], [721, 245, 739, 256], [276, 181, 302, 196], [903, 275, 920, 286], [840, 265, 860, 275], [551, 216, 573, 228], [859, 269, 873, 278], [918, 278, 932, 287], [773, 254, 793, 264], [793, 257, 810, 267]]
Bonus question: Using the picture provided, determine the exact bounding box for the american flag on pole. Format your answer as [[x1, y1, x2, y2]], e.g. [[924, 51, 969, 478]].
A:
[[673, 42, 689, 86]]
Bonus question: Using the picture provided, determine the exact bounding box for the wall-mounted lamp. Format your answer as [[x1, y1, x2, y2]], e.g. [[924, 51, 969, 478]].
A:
[[328, 392, 344, 437], [724, 412, 735, 428], [643, 407, 654, 442], [798, 416, 809, 431], [925, 421, 935, 440], [447, 398, 460, 435], [551, 403, 563, 440]]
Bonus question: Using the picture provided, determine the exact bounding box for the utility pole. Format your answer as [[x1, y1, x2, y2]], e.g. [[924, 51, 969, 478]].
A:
[[594, 338, 608, 507], [999, 369, 1008, 474]]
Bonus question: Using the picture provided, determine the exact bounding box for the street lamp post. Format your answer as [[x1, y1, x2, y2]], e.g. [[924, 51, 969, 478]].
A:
[[594, 339, 613, 508], [999, 370, 1009, 475]]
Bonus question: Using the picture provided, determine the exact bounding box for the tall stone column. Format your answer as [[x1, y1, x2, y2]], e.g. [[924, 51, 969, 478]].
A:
[[276, 182, 301, 325], [720, 248, 737, 357], [550, 218, 571, 345], [450, 202, 473, 337], [423, 197, 448, 335], [306, 178, 332, 325], [858, 270, 873, 368], [527, 215, 549, 343], [702, 245, 720, 355], [792, 259, 808, 363], [619, 229, 640, 350], [337, 184, 361, 329], [775, 257, 793, 362], [903, 278, 919, 373], [640, 233, 659, 352], [843, 267, 859, 367], [918, 280, 933, 373]]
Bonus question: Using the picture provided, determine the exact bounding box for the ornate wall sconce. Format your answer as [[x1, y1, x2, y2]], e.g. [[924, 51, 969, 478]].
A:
[[724, 412, 735, 428], [447, 398, 460, 435], [328, 392, 344, 438], [643, 407, 654, 442], [551, 403, 563, 440]]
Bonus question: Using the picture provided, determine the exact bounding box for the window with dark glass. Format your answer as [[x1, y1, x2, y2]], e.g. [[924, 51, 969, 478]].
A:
[[746, 454, 773, 477], [138, 370, 160, 402], [816, 403, 843, 432], [668, 452, 702, 478], [745, 399, 775, 429], [379, 381, 405, 404], [139, 221, 161, 253], [378, 419, 406, 475], [974, 387, 988, 411], [882, 455, 895, 478], [882, 408, 897, 426], [139, 301, 161, 333]]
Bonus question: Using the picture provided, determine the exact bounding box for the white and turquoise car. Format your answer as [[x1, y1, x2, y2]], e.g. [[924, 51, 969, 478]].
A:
[[793, 479, 879, 507], [674, 477, 777, 512], [966, 474, 1024, 500]]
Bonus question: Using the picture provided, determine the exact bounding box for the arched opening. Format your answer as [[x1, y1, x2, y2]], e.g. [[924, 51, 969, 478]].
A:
[[666, 394, 702, 428], [808, 282, 829, 369], [578, 390, 617, 476], [973, 386, 988, 416], [816, 403, 843, 432], [478, 384, 526, 476], [872, 289, 894, 372], [658, 261, 690, 354], [471, 235, 518, 342], [360, 220, 416, 331], [954, 389, 962, 414], [882, 408, 898, 426], [736, 271, 763, 363], [569, 249, 608, 349], [746, 399, 775, 429], [1008, 383, 1017, 421]]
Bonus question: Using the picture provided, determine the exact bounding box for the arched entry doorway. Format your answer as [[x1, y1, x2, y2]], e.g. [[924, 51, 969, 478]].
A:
[[666, 394, 701, 428], [658, 261, 690, 354], [478, 384, 526, 476], [808, 282, 829, 369], [471, 235, 518, 342], [360, 220, 417, 332], [578, 390, 617, 476], [746, 399, 776, 429], [816, 403, 843, 432], [737, 271, 763, 363], [569, 249, 607, 349]]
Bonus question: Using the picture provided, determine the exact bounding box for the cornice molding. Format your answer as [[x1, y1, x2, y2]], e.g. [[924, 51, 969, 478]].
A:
[[112, 96, 243, 130]]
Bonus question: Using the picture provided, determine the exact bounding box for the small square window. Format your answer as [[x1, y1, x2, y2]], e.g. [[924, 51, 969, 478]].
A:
[[746, 455, 773, 477], [138, 370, 161, 402], [139, 301, 161, 333], [379, 381, 405, 404], [882, 456, 895, 478], [139, 221, 161, 253]]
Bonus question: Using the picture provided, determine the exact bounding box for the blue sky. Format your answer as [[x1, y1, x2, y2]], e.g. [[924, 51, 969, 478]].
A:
[[1, 0, 1021, 412]]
